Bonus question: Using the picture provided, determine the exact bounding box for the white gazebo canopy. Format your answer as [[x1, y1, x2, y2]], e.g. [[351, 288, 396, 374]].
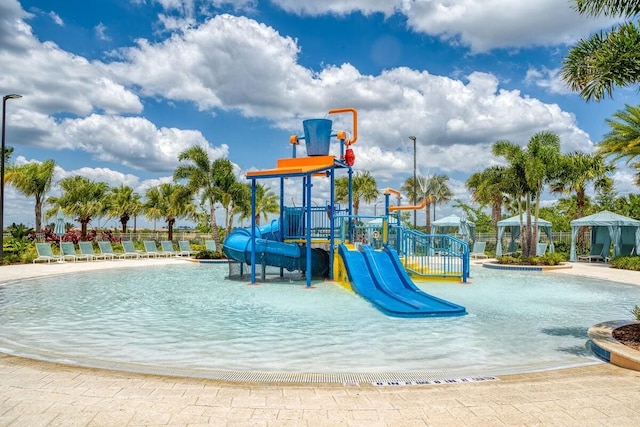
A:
[[431, 214, 476, 243], [496, 214, 554, 256], [569, 210, 640, 261]]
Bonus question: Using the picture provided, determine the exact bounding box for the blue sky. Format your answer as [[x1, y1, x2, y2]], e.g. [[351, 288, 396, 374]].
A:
[[1, 0, 637, 229]]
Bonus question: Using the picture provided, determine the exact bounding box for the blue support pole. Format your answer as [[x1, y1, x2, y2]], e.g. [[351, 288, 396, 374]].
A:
[[384, 192, 390, 246], [279, 177, 285, 278], [305, 173, 313, 287], [302, 176, 306, 212], [250, 179, 257, 284], [280, 177, 285, 239], [329, 167, 335, 280]]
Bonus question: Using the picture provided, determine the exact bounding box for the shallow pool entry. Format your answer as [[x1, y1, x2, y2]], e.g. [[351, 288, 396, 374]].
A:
[[1, 264, 638, 381]]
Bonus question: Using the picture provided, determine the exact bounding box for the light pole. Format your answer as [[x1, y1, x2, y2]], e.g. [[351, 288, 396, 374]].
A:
[[374, 200, 380, 217], [1, 94, 22, 262], [408, 136, 417, 229]]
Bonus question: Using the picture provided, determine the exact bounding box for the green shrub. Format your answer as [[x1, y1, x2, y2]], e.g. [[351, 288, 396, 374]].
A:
[[496, 251, 566, 266], [194, 250, 226, 260], [631, 305, 640, 321], [539, 252, 565, 265], [610, 255, 640, 271]]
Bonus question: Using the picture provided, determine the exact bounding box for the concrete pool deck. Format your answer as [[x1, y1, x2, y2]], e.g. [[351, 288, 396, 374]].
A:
[[1, 258, 640, 425]]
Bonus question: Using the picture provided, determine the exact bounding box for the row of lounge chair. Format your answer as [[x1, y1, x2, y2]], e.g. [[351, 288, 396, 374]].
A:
[[470, 241, 549, 259], [33, 240, 217, 263]]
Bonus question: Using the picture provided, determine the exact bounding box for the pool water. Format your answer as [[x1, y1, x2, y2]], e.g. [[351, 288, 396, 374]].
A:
[[0, 264, 638, 379]]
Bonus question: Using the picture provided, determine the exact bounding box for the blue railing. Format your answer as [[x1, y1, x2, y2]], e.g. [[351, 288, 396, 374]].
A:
[[395, 227, 469, 282], [281, 208, 469, 282], [283, 206, 346, 239]]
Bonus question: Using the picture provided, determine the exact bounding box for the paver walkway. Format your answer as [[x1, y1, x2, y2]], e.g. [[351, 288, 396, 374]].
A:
[[1, 355, 639, 426], [0, 258, 639, 425]]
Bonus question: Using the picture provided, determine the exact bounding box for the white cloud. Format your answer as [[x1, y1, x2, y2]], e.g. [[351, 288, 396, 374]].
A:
[[269, 0, 618, 53], [0, 1, 143, 116], [48, 11, 63, 26], [132, 1, 620, 53], [105, 15, 593, 163], [51, 114, 230, 173], [525, 67, 574, 96], [94, 22, 111, 41], [271, 0, 399, 16]]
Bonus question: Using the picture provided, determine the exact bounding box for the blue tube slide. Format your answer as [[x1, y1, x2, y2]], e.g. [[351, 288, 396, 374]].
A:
[[222, 220, 329, 277], [338, 244, 466, 317]]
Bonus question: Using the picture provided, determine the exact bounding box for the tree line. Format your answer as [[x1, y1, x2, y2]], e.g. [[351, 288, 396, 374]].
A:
[[5, 146, 279, 251]]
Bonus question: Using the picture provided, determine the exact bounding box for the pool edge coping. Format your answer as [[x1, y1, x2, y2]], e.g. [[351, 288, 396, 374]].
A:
[[481, 261, 572, 272], [588, 320, 640, 372]]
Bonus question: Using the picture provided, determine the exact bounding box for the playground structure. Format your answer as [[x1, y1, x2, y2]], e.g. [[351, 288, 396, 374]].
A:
[[222, 108, 468, 317]]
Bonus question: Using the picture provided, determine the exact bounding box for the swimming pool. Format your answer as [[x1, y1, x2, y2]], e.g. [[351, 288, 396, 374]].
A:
[[0, 263, 638, 381]]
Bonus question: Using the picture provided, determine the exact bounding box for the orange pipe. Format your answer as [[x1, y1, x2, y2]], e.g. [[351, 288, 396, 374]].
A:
[[389, 199, 427, 212], [383, 187, 402, 198], [328, 108, 358, 145]]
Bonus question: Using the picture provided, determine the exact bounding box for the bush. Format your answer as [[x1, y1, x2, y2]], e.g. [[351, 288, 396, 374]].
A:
[[194, 250, 226, 260], [610, 255, 640, 271], [631, 305, 640, 321], [496, 251, 566, 266]]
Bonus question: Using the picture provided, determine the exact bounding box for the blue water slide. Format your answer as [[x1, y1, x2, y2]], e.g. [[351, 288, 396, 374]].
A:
[[223, 220, 329, 277], [338, 244, 466, 317]]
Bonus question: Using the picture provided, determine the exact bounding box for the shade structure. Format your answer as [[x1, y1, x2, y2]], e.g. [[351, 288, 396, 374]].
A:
[[54, 207, 65, 249], [569, 210, 640, 261], [431, 214, 475, 244], [459, 213, 471, 244], [495, 214, 554, 256]]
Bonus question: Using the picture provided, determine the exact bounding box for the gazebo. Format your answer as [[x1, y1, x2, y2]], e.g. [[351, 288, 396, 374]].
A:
[[431, 214, 475, 244], [569, 210, 640, 262], [496, 214, 555, 256]]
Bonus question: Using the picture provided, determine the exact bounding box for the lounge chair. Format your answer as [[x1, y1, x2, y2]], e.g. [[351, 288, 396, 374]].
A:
[[122, 240, 146, 258], [205, 240, 217, 252], [159, 240, 178, 257], [143, 241, 161, 258], [470, 241, 488, 259], [61, 242, 90, 262], [96, 241, 120, 260], [536, 242, 548, 256], [33, 242, 63, 263], [79, 241, 110, 261], [620, 244, 635, 256], [99, 241, 135, 260], [178, 240, 197, 257], [578, 243, 606, 263], [503, 241, 519, 256]]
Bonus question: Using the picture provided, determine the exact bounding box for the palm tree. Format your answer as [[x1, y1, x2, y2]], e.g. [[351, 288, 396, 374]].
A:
[[144, 183, 195, 241], [401, 175, 430, 231], [550, 151, 613, 219], [335, 170, 379, 216], [5, 159, 55, 233], [597, 104, 640, 182], [492, 131, 562, 257], [466, 166, 510, 232], [46, 176, 109, 240], [174, 146, 238, 250], [220, 182, 251, 234], [239, 183, 279, 226], [400, 175, 452, 232], [105, 185, 143, 233], [429, 174, 453, 222], [562, 1, 640, 101], [2, 146, 13, 164]]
